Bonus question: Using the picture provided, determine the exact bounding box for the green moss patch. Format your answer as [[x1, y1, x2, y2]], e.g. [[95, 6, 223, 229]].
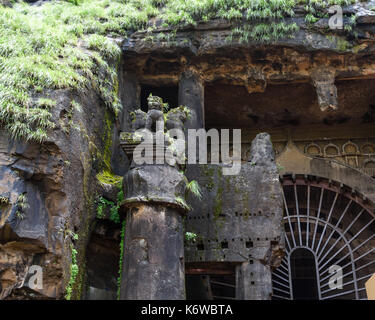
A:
[[96, 170, 123, 186]]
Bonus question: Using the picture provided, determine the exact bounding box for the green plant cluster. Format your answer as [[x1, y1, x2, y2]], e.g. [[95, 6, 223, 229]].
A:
[[96, 170, 123, 187], [15, 193, 29, 220], [185, 179, 202, 200], [117, 220, 126, 300], [96, 190, 124, 223], [65, 243, 79, 300], [302, 0, 356, 31], [0, 0, 360, 142], [0, 0, 128, 142], [185, 231, 198, 243]]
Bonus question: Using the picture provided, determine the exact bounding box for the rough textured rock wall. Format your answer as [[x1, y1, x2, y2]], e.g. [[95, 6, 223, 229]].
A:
[[3, 0, 375, 300], [185, 133, 285, 299], [0, 76, 123, 299]]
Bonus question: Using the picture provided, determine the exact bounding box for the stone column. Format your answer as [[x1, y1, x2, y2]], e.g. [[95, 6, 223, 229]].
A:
[[235, 261, 272, 300], [119, 164, 188, 300], [115, 72, 141, 175], [120, 71, 140, 131], [178, 68, 204, 130], [179, 68, 205, 165]]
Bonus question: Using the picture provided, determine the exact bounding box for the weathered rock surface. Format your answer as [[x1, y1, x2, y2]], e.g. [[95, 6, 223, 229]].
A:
[[0, 81, 124, 299], [122, 1, 375, 115], [185, 133, 284, 299], [3, 0, 375, 300]]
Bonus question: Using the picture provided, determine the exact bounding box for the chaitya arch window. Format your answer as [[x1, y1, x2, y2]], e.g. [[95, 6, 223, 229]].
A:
[[273, 175, 375, 300]]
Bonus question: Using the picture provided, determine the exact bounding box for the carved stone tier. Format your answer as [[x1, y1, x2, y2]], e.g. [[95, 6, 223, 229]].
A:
[[122, 164, 189, 212], [119, 132, 181, 167]]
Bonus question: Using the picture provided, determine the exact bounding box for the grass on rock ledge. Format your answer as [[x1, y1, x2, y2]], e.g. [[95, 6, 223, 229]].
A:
[[0, 0, 357, 142]]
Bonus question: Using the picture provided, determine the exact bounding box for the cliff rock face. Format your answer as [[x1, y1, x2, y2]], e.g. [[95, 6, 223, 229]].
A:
[[0, 83, 124, 299], [2, 0, 375, 300]]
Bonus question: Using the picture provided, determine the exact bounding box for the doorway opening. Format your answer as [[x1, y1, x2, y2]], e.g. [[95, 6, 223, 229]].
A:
[[290, 248, 319, 300]]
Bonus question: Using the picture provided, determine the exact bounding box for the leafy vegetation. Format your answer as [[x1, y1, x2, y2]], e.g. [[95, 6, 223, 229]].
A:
[[96, 190, 124, 223], [0, 0, 359, 141], [65, 243, 79, 300], [117, 220, 126, 299], [185, 180, 202, 200], [185, 231, 198, 243], [0, 0, 128, 141], [96, 170, 123, 187], [15, 193, 29, 220]]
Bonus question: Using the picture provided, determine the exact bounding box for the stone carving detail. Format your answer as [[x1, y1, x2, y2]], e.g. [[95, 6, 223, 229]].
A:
[[166, 108, 188, 131], [292, 138, 375, 178], [145, 94, 165, 133], [305, 142, 322, 156], [362, 144, 375, 155], [130, 109, 147, 132], [324, 143, 340, 157], [120, 94, 190, 162]]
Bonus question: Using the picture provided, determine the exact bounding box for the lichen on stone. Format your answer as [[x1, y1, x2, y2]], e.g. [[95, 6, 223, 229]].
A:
[[96, 170, 123, 187]]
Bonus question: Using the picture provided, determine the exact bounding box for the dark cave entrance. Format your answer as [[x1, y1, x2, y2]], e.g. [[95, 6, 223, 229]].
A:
[[140, 85, 179, 112], [186, 274, 236, 300], [290, 248, 319, 300], [185, 264, 236, 300]]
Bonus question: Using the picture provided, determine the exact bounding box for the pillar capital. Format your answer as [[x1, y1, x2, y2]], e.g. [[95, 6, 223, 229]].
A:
[[122, 164, 190, 213]]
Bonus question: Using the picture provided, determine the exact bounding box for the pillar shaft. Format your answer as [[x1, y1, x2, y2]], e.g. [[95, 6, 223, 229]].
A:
[[120, 71, 140, 131], [235, 261, 272, 300], [120, 204, 185, 300], [178, 69, 204, 130]]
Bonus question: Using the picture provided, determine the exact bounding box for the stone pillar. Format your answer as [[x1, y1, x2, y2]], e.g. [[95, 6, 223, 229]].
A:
[[119, 165, 187, 300], [235, 261, 272, 300], [178, 69, 204, 130], [120, 71, 140, 131], [119, 95, 189, 300]]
